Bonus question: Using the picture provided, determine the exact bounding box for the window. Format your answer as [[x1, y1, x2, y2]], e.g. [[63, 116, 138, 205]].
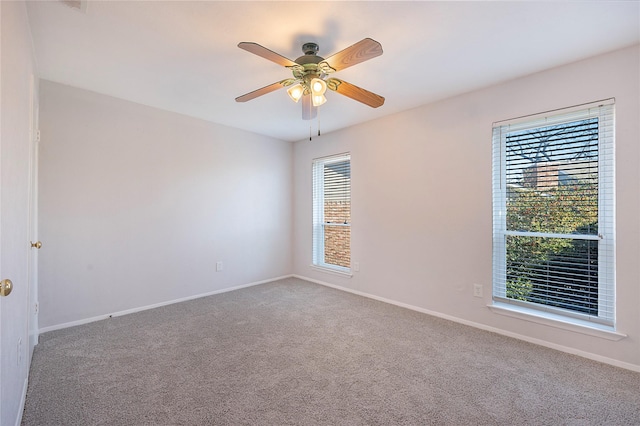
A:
[[312, 153, 351, 273], [492, 101, 615, 326]]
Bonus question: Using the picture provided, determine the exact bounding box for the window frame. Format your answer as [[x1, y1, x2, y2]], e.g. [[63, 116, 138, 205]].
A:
[[312, 153, 351, 274], [492, 100, 615, 328]]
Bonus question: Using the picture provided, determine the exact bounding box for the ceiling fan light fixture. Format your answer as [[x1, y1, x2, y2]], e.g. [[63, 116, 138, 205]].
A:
[[312, 94, 327, 107], [310, 77, 327, 96], [287, 84, 304, 103]]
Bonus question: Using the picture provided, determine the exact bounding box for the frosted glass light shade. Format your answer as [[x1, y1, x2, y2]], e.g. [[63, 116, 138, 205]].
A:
[[287, 84, 304, 103], [310, 78, 327, 96], [312, 94, 327, 107]]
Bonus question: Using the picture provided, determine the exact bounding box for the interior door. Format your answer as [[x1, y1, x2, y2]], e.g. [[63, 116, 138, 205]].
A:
[[0, 2, 35, 424], [0, 90, 32, 426]]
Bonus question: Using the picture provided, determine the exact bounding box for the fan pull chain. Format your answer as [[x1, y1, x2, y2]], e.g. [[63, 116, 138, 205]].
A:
[[308, 109, 321, 141]]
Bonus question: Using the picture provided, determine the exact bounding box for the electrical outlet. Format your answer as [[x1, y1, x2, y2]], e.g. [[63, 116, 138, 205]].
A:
[[353, 262, 360, 272], [216, 261, 223, 272], [473, 284, 483, 298]]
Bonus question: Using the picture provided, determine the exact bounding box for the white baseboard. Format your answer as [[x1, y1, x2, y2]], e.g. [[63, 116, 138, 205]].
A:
[[293, 274, 640, 373], [39, 275, 293, 334]]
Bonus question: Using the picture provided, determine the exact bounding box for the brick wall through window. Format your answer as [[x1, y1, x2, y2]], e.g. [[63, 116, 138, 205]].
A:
[[324, 201, 350, 268]]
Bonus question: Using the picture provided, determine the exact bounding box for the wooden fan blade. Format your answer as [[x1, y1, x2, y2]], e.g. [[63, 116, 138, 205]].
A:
[[302, 95, 317, 120], [238, 42, 297, 68], [327, 78, 385, 108], [235, 81, 287, 102], [321, 38, 383, 72]]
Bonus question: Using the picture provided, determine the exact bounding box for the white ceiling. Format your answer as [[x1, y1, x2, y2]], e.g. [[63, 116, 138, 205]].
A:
[[26, 1, 640, 142]]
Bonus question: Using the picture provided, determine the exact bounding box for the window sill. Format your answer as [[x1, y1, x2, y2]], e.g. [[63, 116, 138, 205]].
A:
[[489, 302, 627, 341], [309, 264, 353, 278]]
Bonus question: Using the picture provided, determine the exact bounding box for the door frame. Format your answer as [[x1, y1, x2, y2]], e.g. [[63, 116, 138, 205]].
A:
[[27, 74, 39, 356]]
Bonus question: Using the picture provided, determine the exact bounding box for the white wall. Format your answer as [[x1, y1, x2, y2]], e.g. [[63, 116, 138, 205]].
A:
[[293, 45, 640, 369], [38, 81, 292, 329]]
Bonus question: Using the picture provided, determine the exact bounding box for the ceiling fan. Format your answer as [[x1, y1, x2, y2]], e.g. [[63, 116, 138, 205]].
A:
[[235, 38, 385, 120]]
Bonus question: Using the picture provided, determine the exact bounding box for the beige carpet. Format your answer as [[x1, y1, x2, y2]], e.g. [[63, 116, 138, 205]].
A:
[[22, 277, 640, 425]]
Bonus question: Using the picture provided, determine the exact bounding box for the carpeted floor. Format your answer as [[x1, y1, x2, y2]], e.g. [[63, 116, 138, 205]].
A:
[[22, 277, 640, 425]]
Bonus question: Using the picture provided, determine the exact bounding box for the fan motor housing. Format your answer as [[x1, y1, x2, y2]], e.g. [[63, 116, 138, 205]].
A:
[[295, 55, 324, 66], [296, 42, 324, 65]]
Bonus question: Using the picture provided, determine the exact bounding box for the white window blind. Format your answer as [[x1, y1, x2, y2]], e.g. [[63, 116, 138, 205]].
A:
[[312, 153, 351, 272], [492, 100, 615, 326]]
